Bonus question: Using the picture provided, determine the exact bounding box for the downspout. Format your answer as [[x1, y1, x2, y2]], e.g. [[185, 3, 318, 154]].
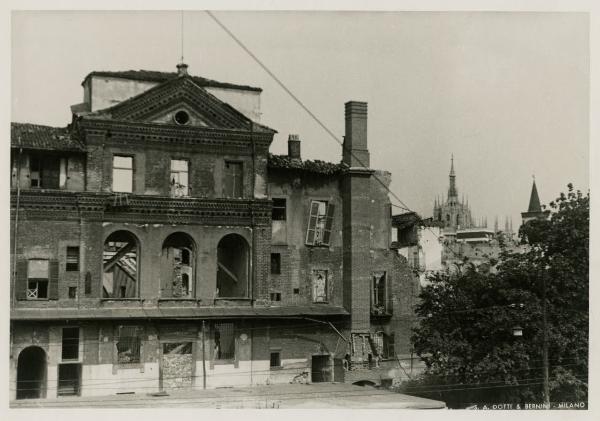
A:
[[249, 124, 256, 301], [11, 136, 23, 308]]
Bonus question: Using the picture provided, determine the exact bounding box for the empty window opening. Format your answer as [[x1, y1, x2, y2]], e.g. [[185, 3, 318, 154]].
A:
[[306, 200, 335, 246], [62, 327, 79, 361], [29, 154, 65, 189], [214, 323, 235, 361], [223, 161, 243, 198], [161, 232, 195, 298], [112, 155, 133, 193], [174, 110, 190, 125], [68, 287, 77, 299], [216, 234, 249, 298], [272, 198, 286, 221], [116, 326, 142, 364], [66, 246, 79, 271], [371, 272, 388, 315], [170, 159, 189, 197], [27, 259, 49, 300], [311, 355, 332, 383], [270, 352, 281, 368], [312, 269, 328, 303], [103, 231, 138, 298], [270, 292, 281, 302], [57, 363, 81, 397], [293, 288, 300, 295], [270, 253, 281, 274]]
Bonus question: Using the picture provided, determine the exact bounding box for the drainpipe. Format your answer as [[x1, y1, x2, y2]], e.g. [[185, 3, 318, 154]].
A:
[[11, 136, 23, 308], [249, 125, 256, 301], [201, 320, 207, 389]]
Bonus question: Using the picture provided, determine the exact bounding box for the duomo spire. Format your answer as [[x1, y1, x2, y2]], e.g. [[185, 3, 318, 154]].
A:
[[433, 155, 472, 231]]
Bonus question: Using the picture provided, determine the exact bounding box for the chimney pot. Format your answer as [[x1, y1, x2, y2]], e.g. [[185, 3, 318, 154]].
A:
[[288, 134, 301, 160]]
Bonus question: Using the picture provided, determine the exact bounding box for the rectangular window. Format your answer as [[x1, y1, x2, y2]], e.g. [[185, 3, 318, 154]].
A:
[[269, 292, 281, 302], [372, 272, 388, 315], [27, 259, 49, 299], [170, 159, 189, 197], [223, 161, 243, 198], [312, 269, 328, 303], [305, 200, 335, 246], [29, 154, 61, 189], [293, 288, 300, 295], [116, 326, 142, 364], [112, 155, 133, 193], [270, 253, 281, 275], [68, 287, 77, 299], [214, 322, 235, 361], [270, 352, 281, 368], [62, 327, 80, 361], [66, 246, 79, 271], [272, 198, 286, 221]]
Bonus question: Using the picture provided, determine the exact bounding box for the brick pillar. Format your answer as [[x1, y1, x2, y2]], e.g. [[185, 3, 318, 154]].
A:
[[342, 101, 373, 334]]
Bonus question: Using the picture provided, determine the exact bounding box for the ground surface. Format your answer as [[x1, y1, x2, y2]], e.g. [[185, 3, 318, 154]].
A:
[[10, 382, 446, 409]]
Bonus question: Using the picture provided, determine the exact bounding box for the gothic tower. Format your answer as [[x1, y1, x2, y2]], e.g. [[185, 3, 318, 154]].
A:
[[433, 155, 472, 231]]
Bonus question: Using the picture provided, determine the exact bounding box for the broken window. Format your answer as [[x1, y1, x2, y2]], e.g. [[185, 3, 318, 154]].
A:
[[305, 200, 335, 246], [66, 246, 79, 271], [103, 231, 138, 298], [223, 161, 243, 198], [170, 159, 189, 197], [116, 326, 142, 364], [272, 198, 286, 221], [311, 269, 328, 303], [112, 155, 133, 193], [29, 154, 65, 189], [216, 234, 249, 298], [270, 253, 281, 274], [371, 272, 388, 315], [161, 233, 195, 298], [27, 259, 49, 300], [62, 327, 79, 361], [214, 323, 235, 361]]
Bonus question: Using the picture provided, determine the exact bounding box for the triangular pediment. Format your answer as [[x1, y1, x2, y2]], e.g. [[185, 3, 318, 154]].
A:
[[89, 76, 258, 131]]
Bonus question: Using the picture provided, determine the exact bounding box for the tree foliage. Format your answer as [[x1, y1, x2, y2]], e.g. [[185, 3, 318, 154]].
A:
[[406, 184, 589, 408]]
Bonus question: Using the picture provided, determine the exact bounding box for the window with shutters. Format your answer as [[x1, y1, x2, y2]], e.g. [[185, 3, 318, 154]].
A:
[[223, 161, 243, 198], [305, 200, 335, 246]]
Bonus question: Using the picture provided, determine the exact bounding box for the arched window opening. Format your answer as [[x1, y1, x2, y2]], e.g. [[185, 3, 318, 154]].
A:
[[103, 231, 139, 298], [161, 232, 195, 298], [16, 346, 47, 399], [216, 234, 249, 298]]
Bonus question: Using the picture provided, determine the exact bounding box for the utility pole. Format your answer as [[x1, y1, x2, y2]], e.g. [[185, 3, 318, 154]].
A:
[[202, 320, 207, 390], [542, 267, 550, 408]]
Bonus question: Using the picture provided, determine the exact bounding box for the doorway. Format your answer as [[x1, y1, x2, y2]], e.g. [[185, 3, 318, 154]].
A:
[[58, 363, 81, 396], [16, 346, 47, 399], [311, 355, 332, 383], [160, 342, 194, 391]]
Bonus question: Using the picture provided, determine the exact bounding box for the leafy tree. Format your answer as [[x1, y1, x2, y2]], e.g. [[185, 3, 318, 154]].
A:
[[405, 184, 588, 408]]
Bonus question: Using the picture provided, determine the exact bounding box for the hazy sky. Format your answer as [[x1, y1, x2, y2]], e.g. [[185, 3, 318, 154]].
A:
[[11, 11, 589, 225]]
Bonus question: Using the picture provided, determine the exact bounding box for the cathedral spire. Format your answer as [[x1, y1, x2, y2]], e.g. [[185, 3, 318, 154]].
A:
[[448, 154, 458, 202], [527, 178, 542, 213]]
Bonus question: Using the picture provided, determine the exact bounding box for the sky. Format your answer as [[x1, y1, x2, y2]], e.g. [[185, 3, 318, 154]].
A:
[[11, 10, 590, 226]]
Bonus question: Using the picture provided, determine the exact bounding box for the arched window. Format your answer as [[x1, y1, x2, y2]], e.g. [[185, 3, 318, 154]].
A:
[[216, 234, 250, 298], [161, 232, 195, 298], [103, 231, 139, 298]]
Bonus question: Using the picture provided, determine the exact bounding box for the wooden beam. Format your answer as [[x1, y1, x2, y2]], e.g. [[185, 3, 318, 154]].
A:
[[217, 262, 238, 283], [103, 242, 135, 272]]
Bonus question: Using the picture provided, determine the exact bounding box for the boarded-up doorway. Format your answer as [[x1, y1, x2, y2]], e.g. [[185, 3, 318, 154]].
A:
[[311, 355, 332, 383], [161, 342, 193, 391]]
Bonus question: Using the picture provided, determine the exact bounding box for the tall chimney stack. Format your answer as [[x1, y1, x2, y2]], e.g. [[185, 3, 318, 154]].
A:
[[288, 134, 301, 160], [343, 101, 369, 167]]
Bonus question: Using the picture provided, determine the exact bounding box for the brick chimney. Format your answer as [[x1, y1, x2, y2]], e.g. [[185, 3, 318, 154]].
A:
[[176, 63, 189, 77], [341, 101, 373, 336], [287, 134, 301, 160], [343, 101, 369, 168]]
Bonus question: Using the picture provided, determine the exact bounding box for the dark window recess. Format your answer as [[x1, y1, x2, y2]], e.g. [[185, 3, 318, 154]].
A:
[[62, 327, 80, 360], [214, 322, 235, 361], [66, 247, 79, 271], [272, 198, 286, 221], [293, 288, 300, 295], [270, 253, 281, 274], [57, 363, 81, 397], [84, 272, 92, 295], [305, 201, 335, 246], [29, 154, 62, 189], [116, 326, 142, 364], [68, 287, 77, 299], [371, 272, 388, 315], [270, 352, 281, 368], [223, 161, 243, 198], [270, 292, 281, 302]]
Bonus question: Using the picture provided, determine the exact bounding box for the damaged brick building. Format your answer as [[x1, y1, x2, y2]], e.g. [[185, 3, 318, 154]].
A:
[[9, 64, 419, 400]]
